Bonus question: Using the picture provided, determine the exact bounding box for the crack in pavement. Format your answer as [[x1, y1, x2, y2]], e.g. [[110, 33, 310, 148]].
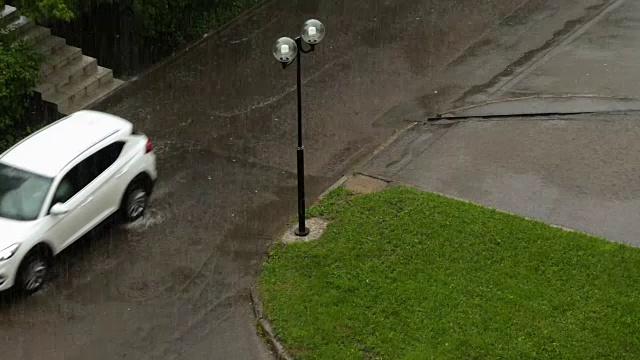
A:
[[433, 95, 640, 120]]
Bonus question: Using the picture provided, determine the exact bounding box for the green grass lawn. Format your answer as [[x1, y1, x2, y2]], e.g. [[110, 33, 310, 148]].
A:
[[258, 186, 640, 359]]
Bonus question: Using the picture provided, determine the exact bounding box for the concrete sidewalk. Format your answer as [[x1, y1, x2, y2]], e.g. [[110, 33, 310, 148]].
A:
[[361, 0, 640, 246]]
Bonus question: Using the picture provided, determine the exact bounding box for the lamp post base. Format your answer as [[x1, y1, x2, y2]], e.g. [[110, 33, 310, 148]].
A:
[[295, 227, 310, 237]]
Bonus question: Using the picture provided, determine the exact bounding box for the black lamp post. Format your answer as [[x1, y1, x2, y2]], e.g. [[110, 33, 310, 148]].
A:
[[273, 19, 326, 237]]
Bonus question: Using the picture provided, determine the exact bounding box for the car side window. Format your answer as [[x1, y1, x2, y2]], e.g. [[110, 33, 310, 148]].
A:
[[92, 141, 125, 178], [52, 176, 75, 205], [50, 160, 89, 207]]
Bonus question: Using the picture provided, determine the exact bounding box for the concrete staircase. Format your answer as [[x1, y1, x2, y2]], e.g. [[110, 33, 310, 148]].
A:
[[1, 5, 124, 115]]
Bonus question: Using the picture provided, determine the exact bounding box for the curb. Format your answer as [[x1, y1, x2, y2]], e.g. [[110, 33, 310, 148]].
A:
[[317, 121, 419, 200], [251, 285, 293, 360]]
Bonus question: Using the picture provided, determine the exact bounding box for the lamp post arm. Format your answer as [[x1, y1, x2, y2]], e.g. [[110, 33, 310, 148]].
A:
[[296, 36, 316, 54]]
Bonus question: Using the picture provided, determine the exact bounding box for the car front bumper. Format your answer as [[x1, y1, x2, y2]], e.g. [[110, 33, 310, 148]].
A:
[[0, 257, 19, 292]]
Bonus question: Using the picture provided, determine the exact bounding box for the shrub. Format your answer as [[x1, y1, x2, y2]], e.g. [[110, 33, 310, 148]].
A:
[[133, 0, 258, 44], [9, 0, 75, 21], [0, 39, 43, 152]]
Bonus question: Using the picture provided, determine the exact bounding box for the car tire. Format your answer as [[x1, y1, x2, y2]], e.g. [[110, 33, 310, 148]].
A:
[[120, 179, 149, 223], [16, 248, 51, 295]]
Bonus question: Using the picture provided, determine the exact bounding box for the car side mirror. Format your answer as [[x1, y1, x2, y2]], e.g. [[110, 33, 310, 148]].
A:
[[50, 203, 70, 216]]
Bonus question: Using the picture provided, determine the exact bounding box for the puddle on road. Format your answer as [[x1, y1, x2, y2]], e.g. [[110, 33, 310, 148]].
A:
[[123, 209, 167, 232]]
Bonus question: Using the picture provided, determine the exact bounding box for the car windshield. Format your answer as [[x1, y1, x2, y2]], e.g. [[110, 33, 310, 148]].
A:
[[0, 163, 53, 221]]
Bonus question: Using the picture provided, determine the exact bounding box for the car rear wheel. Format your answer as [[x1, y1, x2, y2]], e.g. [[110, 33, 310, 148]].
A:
[[121, 180, 149, 223], [16, 248, 50, 295]]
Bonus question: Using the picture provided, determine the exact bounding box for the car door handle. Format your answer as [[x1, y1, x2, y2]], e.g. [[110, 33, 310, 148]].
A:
[[79, 197, 93, 208]]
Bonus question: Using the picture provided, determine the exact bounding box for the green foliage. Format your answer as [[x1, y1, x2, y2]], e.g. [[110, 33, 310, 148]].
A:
[[74, 0, 113, 15], [133, 0, 258, 43], [306, 187, 357, 220], [0, 39, 43, 152], [10, 0, 75, 21]]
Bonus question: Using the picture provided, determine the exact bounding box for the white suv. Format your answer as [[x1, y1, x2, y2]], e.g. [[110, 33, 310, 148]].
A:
[[0, 110, 157, 295]]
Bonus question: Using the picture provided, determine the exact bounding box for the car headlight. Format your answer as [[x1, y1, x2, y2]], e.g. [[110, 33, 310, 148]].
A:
[[0, 244, 19, 261]]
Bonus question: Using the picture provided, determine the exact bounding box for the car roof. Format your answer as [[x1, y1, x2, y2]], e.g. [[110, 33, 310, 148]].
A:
[[0, 110, 132, 178]]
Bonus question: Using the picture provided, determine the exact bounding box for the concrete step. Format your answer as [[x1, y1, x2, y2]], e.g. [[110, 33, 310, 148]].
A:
[[36, 55, 97, 96], [35, 35, 66, 56], [43, 66, 113, 110], [19, 25, 50, 43], [0, 8, 126, 116], [0, 5, 19, 29], [41, 45, 82, 77], [0, 16, 34, 38], [59, 78, 124, 115]]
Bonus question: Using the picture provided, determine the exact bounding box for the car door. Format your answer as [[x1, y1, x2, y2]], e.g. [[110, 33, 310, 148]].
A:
[[46, 154, 102, 252], [82, 141, 126, 225]]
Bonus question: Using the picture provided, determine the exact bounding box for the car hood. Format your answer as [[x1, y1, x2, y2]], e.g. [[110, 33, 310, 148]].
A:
[[0, 216, 34, 249]]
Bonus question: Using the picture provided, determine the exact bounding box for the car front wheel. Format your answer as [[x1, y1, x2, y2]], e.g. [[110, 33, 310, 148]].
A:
[[16, 249, 50, 295]]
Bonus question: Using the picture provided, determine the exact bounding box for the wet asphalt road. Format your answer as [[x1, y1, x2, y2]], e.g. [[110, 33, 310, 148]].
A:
[[0, 0, 591, 358]]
